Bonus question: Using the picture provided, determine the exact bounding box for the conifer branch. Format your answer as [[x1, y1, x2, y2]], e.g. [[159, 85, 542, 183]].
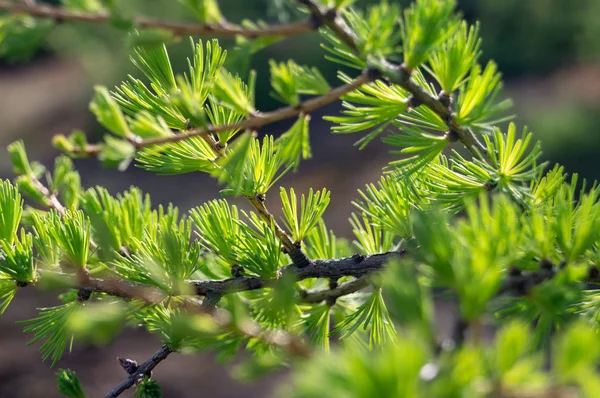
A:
[[375, 61, 488, 158], [0, 1, 315, 39], [104, 344, 174, 398], [30, 175, 66, 216], [130, 71, 374, 148], [296, 0, 360, 53], [295, 0, 487, 160], [301, 275, 369, 304], [248, 194, 311, 268]]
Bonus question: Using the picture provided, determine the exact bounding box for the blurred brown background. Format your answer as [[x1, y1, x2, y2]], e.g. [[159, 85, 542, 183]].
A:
[[1, 0, 599, 396]]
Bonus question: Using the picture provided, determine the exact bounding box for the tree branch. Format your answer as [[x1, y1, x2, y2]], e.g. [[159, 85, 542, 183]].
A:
[[104, 344, 174, 398], [248, 194, 311, 268], [30, 175, 66, 216], [295, 0, 487, 161], [0, 1, 315, 39], [374, 61, 487, 158], [132, 71, 373, 148], [190, 250, 405, 297], [301, 276, 370, 304]]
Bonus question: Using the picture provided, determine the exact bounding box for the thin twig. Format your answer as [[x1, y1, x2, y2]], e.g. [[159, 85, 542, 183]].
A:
[[248, 194, 311, 268], [301, 276, 370, 303], [0, 1, 315, 39], [130, 71, 373, 148], [104, 345, 174, 398], [30, 176, 66, 216]]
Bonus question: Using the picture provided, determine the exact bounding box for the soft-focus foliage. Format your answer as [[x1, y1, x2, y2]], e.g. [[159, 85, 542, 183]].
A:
[[2, 0, 600, 397]]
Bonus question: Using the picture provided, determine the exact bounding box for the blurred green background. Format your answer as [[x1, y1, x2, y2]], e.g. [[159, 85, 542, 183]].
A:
[[0, 0, 599, 396]]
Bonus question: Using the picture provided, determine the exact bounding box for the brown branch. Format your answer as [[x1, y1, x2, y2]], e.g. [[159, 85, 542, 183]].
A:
[[191, 250, 404, 296], [104, 344, 174, 398], [295, 0, 488, 161], [301, 276, 370, 304], [375, 61, 487, 159], [30, 176, 66, 216], [297, 0, 360, 54], [133, 71, 373, 148], [0, 1, 314, 39], [77, 273, 164, 304], [248, 194, 311, 268]]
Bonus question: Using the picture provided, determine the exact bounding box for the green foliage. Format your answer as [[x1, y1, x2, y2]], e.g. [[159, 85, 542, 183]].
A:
[[280, 187, 331, 243], [0, 229, 36, 283], [0, 179, 23, 243], [334, 288, 396, 347], [321, 2, 402, 69], [427, 21, 481, 93], [178, 0, 223, 23], [400, 0, 458, 70], [299, 304, 331, 351], [56, 368, 87, 398], [79, 186, 151, 258], [283, 333, 427, 397], [0, 15, 54, 61], [0, 279, 17, 315], [190, 200, 284, 278], [326, 72, 409, 148], [90, 87, 131, 138], [349, 213, 394, 254], [454, 61, 513, 131], [190, 199, 243, 266], [4, 0, 600, 396], [353, 175, 417, 238], [21, 301, 79, 366], [220, 135, 292, 196], [48, 210, 91, 271], [270, 60, 330, 105], [275, 115, 312, 170], [111, 205, 202, 292], [135, 377, 163, 398], [67, 302, 128, 345]]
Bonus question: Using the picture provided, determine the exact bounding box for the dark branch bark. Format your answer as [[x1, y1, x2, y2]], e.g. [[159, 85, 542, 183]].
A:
[[499, 263, 558, 295], [0, 1, 314, 39], [104, 345, 174, 398], [190, 250, 405, 296], [301, 276, 370, 304]]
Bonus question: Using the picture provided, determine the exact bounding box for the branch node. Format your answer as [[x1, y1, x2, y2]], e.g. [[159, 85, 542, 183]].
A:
[[288, 243, 312, 268], [437, 91, 452, 108], [540, 259, 554, 271], [324, 8, 338, 21], [328, 278, 339, 290], [406, 95, 423, 110], [445, 129, 460, 142], [231, 264, 245, 278], [366, 66, 383, 81], [118, 357, 139, 375], [351, 253, 365, 263], [483, 179, 497, 191], [15, 281, 28, 288], [309, 12, 323, 29], [588, 264, 600, 281], [77, 288, 92, 302]]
